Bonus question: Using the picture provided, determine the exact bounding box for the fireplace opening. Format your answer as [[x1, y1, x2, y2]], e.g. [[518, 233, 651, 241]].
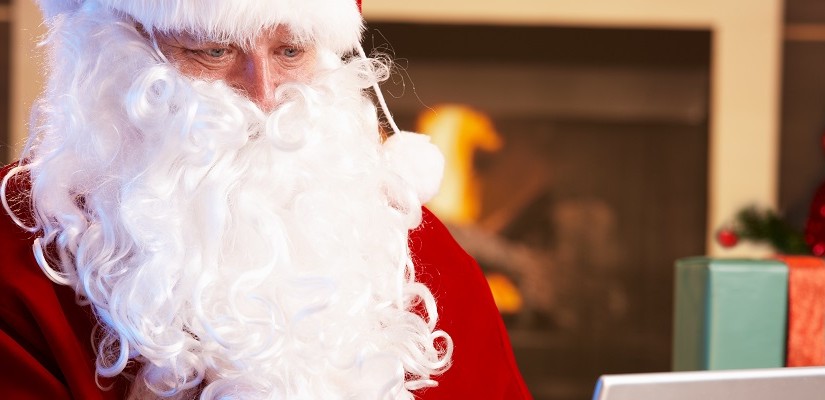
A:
[[368, 23, 711, 400]]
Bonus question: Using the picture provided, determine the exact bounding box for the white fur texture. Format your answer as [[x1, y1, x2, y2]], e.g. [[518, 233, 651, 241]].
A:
[[383, 132, 445, 204], [35, 0, 363, 55], [7, 5, 451, 399]]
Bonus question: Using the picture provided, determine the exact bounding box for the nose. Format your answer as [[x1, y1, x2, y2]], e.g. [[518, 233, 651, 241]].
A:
[[237, 54, 278, 113]]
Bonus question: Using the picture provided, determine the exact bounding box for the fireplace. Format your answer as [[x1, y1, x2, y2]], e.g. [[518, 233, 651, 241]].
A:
[[368, 23, 711, 400]]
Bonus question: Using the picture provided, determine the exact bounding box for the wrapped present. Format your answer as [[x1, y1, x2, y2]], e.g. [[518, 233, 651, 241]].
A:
[[673, 257, 788, 371], [774, 256, 825, 367]]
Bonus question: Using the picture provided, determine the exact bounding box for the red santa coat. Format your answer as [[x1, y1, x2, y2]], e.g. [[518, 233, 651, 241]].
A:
[[0, 168, 532, 399]]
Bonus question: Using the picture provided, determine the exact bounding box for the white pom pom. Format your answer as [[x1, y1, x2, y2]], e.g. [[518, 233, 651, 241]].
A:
[[383, 131, 445, 204]]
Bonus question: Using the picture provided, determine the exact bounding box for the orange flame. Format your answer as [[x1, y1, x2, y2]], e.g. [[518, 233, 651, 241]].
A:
[[416, 105, 522, 314], [416, 105, 502, 226]]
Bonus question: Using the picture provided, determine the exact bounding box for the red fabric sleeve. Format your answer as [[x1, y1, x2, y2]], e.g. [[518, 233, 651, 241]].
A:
[[0, 166, 128, 399], [411, 208, 532, 399]]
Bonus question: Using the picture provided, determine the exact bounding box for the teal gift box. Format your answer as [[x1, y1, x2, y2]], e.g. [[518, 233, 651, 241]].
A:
[[672, 257, 788, 371]]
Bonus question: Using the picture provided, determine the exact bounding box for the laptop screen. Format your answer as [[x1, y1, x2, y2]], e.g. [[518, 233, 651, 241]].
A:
[[592, 367, 825, 400]]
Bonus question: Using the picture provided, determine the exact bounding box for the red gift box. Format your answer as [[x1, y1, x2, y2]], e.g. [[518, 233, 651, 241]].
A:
[[774, 256, 825, 367]]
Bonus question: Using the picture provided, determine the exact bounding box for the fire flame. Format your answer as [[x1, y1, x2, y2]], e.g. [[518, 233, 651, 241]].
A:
[[416, 104, 522, 314], [416, 104, 502, 226]]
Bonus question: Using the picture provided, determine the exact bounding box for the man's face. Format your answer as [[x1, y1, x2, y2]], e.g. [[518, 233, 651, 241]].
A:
[[154, 26, 318, 113]]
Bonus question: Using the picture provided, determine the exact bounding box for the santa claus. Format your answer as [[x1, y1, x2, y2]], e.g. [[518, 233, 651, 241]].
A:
[[0, 0, 530, 399]]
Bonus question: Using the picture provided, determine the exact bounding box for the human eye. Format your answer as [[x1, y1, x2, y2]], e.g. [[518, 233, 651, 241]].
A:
[[276, 45, 312, 69], [281, 46, 302, 58], [205, 48, 228, 58], [193, 46, 232, 60], [188, 45, 235, 67]]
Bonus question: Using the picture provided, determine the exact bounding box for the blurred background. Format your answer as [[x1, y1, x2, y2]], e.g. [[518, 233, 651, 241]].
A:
[[2, 0, 825, 399]]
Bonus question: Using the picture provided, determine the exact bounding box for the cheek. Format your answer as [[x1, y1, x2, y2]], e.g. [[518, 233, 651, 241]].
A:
[[173, 61, 201, 78], [174, 61, 232, 82], [282, 54, 318, 84], [291, 65, 316, 84]]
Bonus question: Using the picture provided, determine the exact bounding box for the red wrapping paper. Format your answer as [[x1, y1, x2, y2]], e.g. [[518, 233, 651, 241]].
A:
[[775, 255, 825, 366]]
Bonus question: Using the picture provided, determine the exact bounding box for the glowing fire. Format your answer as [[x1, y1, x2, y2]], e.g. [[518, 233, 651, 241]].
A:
[[416, 105, 502, 226], [486, 272, 524, 314], [416, 104, 523, 314]]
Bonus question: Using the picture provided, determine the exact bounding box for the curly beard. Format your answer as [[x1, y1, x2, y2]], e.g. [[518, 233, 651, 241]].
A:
[[8, 5, 451, 399]]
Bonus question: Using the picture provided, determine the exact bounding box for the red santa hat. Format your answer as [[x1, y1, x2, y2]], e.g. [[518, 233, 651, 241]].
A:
[[35, 0, 364, 55]]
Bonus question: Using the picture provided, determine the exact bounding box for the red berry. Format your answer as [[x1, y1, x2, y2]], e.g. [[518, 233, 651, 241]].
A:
[[716, 229, 739, 248]]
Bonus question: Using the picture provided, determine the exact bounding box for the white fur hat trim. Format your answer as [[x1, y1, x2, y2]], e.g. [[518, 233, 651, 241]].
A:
[[383, 131, 445, 204], [36, 0, 364, 55]]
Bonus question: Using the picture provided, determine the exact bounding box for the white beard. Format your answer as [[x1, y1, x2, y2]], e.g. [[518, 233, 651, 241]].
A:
[[12, 6, 451, 399]]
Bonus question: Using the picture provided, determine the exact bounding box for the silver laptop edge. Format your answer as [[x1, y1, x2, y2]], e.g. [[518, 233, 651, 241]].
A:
[[593, 367, 825, 400]]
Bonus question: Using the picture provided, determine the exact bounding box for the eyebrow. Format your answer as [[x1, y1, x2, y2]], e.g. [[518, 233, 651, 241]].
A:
[[156, 27, 312, 53], [154, 29, 232, 47]]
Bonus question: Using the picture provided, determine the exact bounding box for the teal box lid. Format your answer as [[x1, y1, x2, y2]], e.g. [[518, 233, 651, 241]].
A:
[[673, 257, 788, 371]]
